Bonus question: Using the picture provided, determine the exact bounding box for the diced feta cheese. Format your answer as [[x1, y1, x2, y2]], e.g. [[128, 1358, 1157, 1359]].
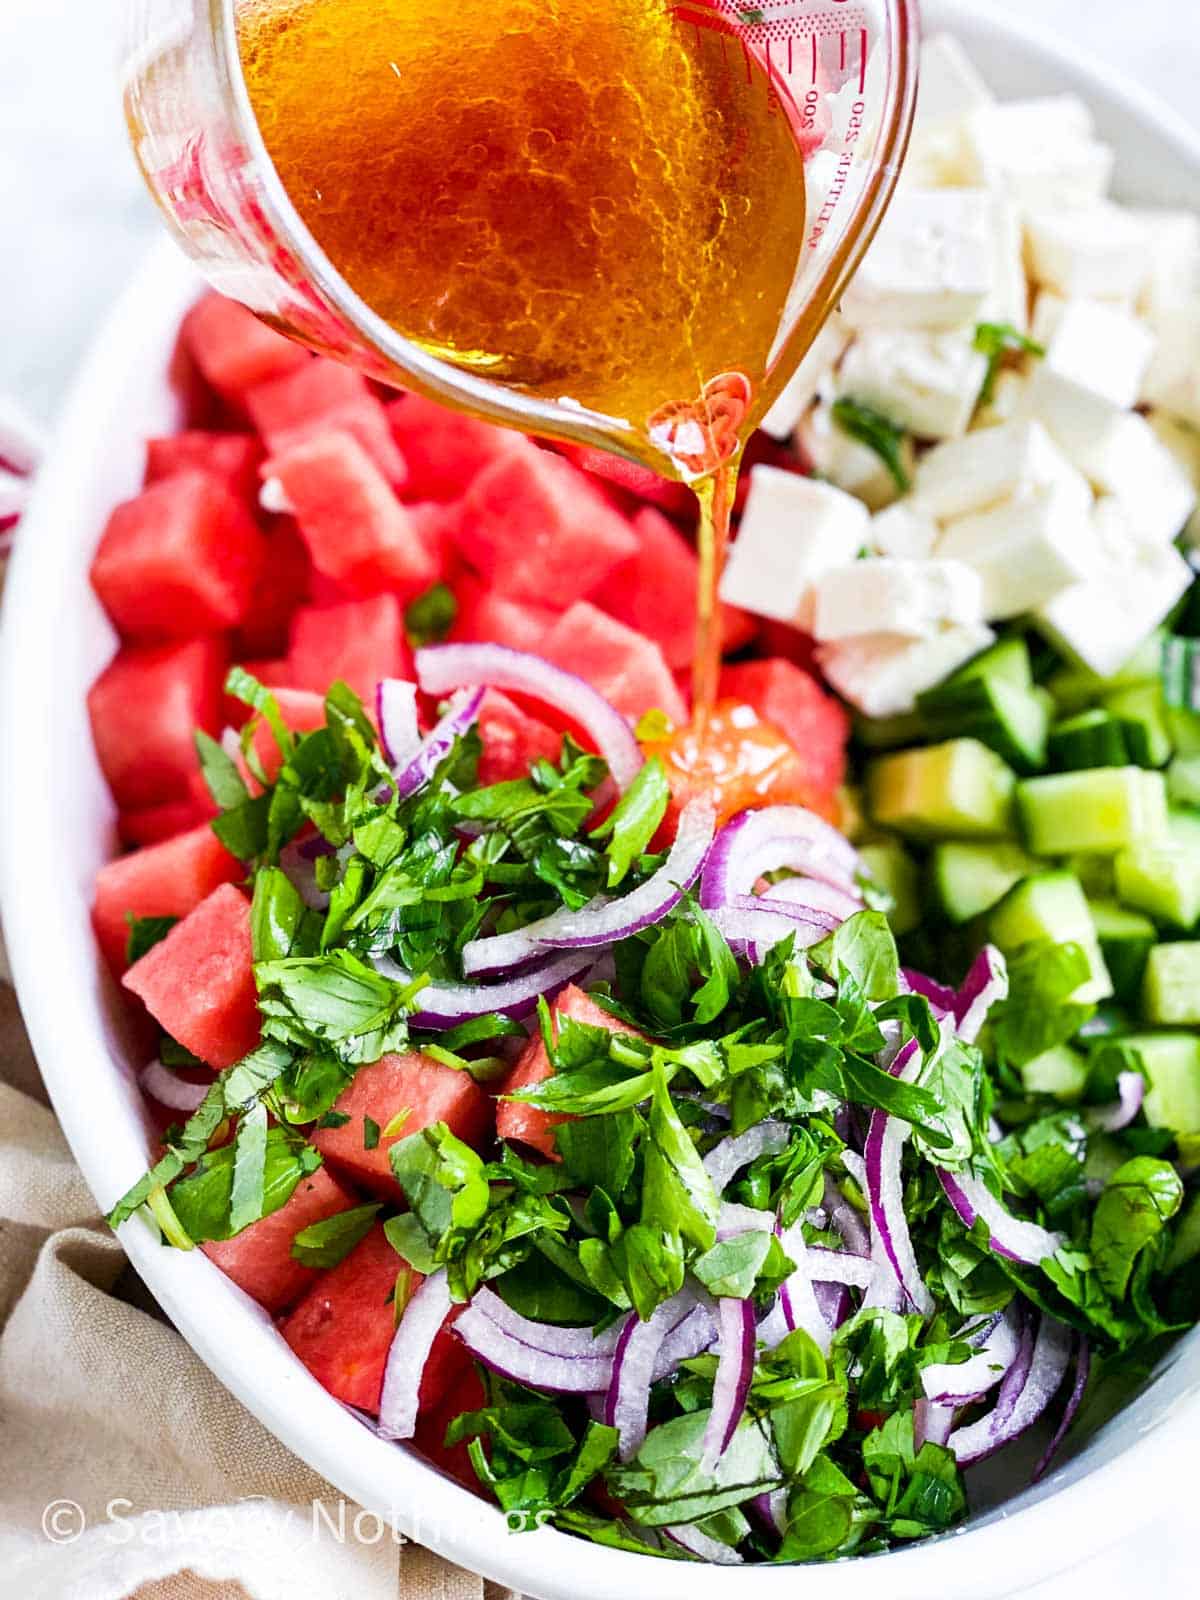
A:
[[259, 476, 295, 516], [818, 624, 996, 719], [1031, 297, 1157, 408], [1023, 204, 1150, 301], [835, 329, 987, 441], [904, 35, 994, 189], [1148, 412, 1200, 490], [1134, 211, 1200, 322], [796, 403, 913, 513], [981, 193, 1030, 332], [811, 558, 984, 642], [1140, 301, 1200, 427], [1036, 521, 1193, 677], [760, 316, 850, 441], [936, 481, 1093, 620], [962, 98, 1113, 213], [972, 370, 1028, 431], [868, 503, 940, 561], [911, 418, 1086, 522], [840, 190, 997, 331], [719, 467, 869, 625]]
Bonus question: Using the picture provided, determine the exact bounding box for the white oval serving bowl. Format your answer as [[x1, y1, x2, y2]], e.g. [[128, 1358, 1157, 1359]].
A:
[[3, 3, 1199, 1595]]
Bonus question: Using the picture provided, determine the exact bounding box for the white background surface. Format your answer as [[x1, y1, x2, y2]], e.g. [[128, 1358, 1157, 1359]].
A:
[[0, 1, 1193, 1595]]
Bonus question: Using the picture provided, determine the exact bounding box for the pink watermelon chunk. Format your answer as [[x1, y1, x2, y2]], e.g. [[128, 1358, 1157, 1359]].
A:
[[144, 431, 264, 501], [539, 602, 687, 725], [235, 521, 312, 661], [89, 636, 227, 809], [90, 471, 267, 639], [288, 594, 412, 707], [405, 502, 462, 586], [553, 442, 694, 517], [450, 575, 559, 654], [91, 823, 242, 976], [593, 506, 757, 672], [246, 361, 408, 488], [386, 392, 529, 501], [450, 447, 638, 606], [181, 294, 309, 403], [718, 657, 850, 799], [476, 690, 561, 786], [123, 883, 260, 1069], [242, 687, 328, 788], [203, 1164, 359, 1313], [268, 432, 436, 600], [118, 794, 217, 851], [312, 1052, 493, 1200]]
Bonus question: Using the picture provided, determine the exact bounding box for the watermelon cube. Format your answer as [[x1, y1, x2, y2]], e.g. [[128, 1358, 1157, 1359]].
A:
[[476, 690, 561, 786], [280, 1223, 463, 1414], [312, 1052, 493, 1199], [122, 883, 260, 1069], [386, 392, 529, 501], [450, 448, 638, 606], [243, 687, 328, 789], [539, 602, 687, 725], [90, 471, 267, 639], [497, 985, 639, 1157], [246, 361, 407, 488], [92, 822, 242, 975], [592, 507, 756, 672], [118, 794, 217, 851], [406, 502, 462, 586], [235, 521, 312, 660], [268, 432, 436, 600], [450, 576, 558, 655], [89, 636, 227, 808], [553, 442, 694, 517], [181, 294, 309, 403], [144, 431, 264, 501], [288, 594, 412, 707], [203, 1163, 359, 1313], [718, 657, 850, 798], [223, 658, 293, 730], [413, 1365, 488, 1490]]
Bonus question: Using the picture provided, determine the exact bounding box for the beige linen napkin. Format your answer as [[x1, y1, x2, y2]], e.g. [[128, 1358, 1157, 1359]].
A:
[[0, 971, 517, 1600]]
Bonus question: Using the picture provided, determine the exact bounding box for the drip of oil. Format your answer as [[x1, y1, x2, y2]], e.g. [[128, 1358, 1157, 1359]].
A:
[[236, 0, 812, 718]]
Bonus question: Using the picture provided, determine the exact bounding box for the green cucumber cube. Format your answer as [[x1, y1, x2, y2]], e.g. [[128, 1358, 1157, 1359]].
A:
[[1168, 755, 1200, 808], [1142, 942, 1200, 1025], [1088, 899, 1157, 1004], [1021, 1044, 1088, 1102], [1045, 631, 1163, 715], [867, 739, 1016, 841], [932, 840, 1037, 924], [988, 871, 1113, 1003], [1102, 682, 1173, 768], [859, 841, 921, 937], [1116, 843, 1200, 930], [1017, 768, 1168, 856], [1123, 1032, 1200, 1135]]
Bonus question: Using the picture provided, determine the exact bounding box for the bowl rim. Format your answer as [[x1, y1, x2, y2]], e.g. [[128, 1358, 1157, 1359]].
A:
[[3, 2, 1200, 1596]]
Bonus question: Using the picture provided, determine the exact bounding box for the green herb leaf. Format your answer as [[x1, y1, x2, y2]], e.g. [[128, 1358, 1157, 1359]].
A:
[[291, 1201, 381, 1267], [124, 914, 178, 967], [973, 321, 1045, 405], [590, 756, 670, 888], [831, 398, 911, 492], [1091, 1156, 1184, 1299], [405, 582, 458, 646]]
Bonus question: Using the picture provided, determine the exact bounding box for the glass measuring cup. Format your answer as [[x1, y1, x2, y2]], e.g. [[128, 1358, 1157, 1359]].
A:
[[122, 0, 919, 481]]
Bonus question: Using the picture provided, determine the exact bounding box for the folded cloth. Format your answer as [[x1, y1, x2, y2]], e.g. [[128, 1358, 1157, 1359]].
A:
[[0, 972, 517, 1600]]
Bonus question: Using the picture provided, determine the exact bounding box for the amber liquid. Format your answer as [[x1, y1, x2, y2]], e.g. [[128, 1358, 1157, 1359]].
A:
[[236, 0, 810, 715]]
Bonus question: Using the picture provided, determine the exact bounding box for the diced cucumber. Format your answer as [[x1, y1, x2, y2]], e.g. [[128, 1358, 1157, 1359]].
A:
[[867, 739, 1016, 841], [944, 634, 1034, 692], [1166, 1193, 1200, 1273], [1169, 807, 1200, 851], [1021, 1044, 1088, 1102], [1088, 899, 1156, 1005], [988, 871, 1113, 1003], [917, 677, 1049, 773], [1168, 754, 1200, 807], [932, 840, 1037, 924], [1101, 683, 1173, 768], [854, 710, 926, 751], [837, 784, 870, 845], [1045, 631, 1163, 714], [1166, 705, 1200, 757], [1143, 942, 1200, 1025], [859, 841, 921, 936], [1122, 1032, 1200, 1135], [1084, 1132, 1128, 1190], [1066, 854, 1116, 899], [1017, 767, 1168, 857], [1161, 634, 1200, 713], [1115, 842, 1200, 930], [1047, 710, 1133, 772]]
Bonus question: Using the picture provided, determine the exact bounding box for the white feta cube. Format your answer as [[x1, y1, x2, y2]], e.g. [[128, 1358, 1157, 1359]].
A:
[[1140, 301, 1200, 427], [840, 190, 997, 331], [1134, 211, 1200, 322], [1036, 525, 1193, 678], [1033, 298, 1156, 408], [911, 418, 1086, 521], [1024, 204, 1150, 301], [818, 624, 996, 719], [904, 35, 994, 189], [760, 316, 850, 441], [981, 193, 1030, 333], [962, 98, 1113, 213], [719, 467, 869, 625], [836, 329, 988, 441], [936, 482, 1093, 620], [796, 403, 913, 513], [812, 558, 984, 642], [868, 503, 939, 561], [972, 370, 1029, 430]]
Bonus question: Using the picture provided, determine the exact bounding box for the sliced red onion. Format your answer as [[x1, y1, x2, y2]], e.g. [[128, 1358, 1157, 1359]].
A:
[[279, 836, 331, 911], [700, 807, 860, 909], [416, 642, 643, 791], [653, 1302, 719, 1380], [777, 1221, 830, 1355], [454, 1302, 614, 1393], [139, 1059, 209, 1113], [921, 1308, 1021, 1406], [901, 969, 957, 1017], [718, 1201, 775, 1239], [950, 1314, 1072, 1466], [1086, 1072, 1145, 1133], [751, 1490, 788, 1537], [376, 678, 421, 769], [954, 946, 1009, 1045], [703, 1122, 791, 1195], [394, 687, 485, 799], [0, 397, 46, 475], [914, 1399, 956, 1451], [607, 1292, 692, 1460], [750, 876, 862, 923], [864, 1041, 934, 1317], [813, 1281, 852, 1332], [469, 1286, 625, 1358], [376, 949, 594, 1028], [709, 903, 835, 962], [378, 1269, 452, 1440], [664, 1525, 744, 1565], [823, 1174, 871, 1257], [700, 1297, 757, 1474], [807, 1247, 874, 1289], [938, 1169, 1064, 1266], [1033, 1336, 1090, 1482]]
